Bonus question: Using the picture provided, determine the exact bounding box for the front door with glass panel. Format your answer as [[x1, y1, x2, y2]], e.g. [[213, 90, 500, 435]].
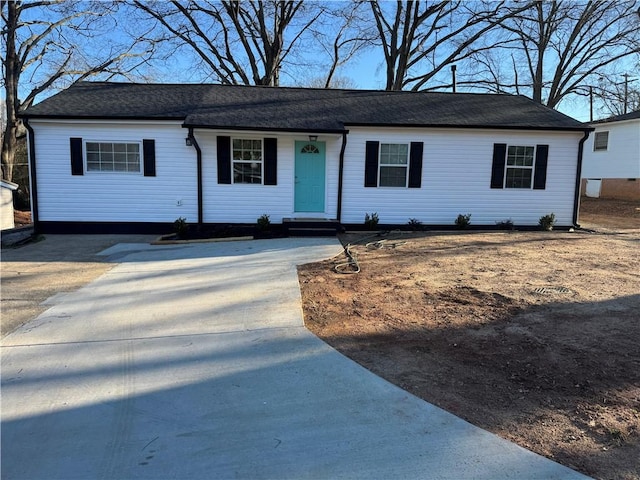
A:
[[294, 141, 325, 213]]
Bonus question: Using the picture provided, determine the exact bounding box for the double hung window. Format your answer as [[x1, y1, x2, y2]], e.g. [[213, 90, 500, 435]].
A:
[[505, 145, 535, 188], [379, 143, 409, 187], [86, 142, 141, 173], [232, 139, 263, 184]]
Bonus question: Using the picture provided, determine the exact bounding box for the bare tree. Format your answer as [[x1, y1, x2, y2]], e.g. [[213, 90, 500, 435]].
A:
[[597, 72, 640, 117], [368, 0, 525, 91], [310, 2, 376, 89], [470, 0, 640, 109], [134, 0, 325, 87], [1, 0, 152, 182]]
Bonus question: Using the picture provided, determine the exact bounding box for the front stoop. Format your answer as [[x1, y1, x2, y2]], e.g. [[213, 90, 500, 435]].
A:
[[283, 218, 341, 237]]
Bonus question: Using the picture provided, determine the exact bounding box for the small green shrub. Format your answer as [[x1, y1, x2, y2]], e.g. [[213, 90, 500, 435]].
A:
[[407, 218, 423, 231], [364, 212, 379, 230], [539, 213, 556, 231], [256, 214, 271, 231], [173, 217, 189, 239], [495, 219, 514, 230], [455, 213, 472, 229]]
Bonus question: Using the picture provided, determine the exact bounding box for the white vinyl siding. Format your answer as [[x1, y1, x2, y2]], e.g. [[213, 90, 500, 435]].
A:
[[30, 120, 198, 223], [582, 121, 640, 179], [342, 127, 581, 227]]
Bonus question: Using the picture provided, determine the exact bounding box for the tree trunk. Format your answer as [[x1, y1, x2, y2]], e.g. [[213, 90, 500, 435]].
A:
[[2, 0, 20, 182]]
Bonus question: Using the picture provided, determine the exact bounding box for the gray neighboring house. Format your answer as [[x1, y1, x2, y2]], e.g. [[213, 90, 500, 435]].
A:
[[20, 82, 592, 233]]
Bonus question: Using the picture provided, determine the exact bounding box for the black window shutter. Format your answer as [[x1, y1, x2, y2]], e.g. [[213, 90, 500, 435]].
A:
[[408, 142, 423, 188], [70, 138, 83, 175], [490, 143, 507, 188], [217, 136, 231, 184], [143, 139, 156, 177], [533, 144, 549, 190], [364, 141, 379, 187], [264, 138, 277, 185]]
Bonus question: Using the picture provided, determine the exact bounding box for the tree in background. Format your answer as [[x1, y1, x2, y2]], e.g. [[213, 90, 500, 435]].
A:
[[133, 0, 325, 87], [1, 0, 152, 182], [595, 70, 640, 117], [310, 1, 375, 89], [468, 0, 640, 110], [368, 0, 529, 91]]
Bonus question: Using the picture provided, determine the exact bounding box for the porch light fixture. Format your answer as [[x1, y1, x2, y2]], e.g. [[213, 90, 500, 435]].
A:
[[309, 135, 318, 143], [185, 137, 193, 147]]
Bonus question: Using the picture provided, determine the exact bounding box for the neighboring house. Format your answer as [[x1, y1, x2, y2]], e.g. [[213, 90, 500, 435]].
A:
[[20, 82, 592, 233], [1, 179, 18, 230], [581, 110, 640, 200]]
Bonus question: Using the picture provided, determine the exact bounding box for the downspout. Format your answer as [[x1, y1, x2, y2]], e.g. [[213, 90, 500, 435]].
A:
[[573, 129, 591, 228], [186, 127, 203, 229], [23, 119, 39, 233], [336, 130, 348, 223]]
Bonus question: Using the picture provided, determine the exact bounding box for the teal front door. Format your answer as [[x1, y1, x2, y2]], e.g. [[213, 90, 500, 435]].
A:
[[294, 141, 325, 212]]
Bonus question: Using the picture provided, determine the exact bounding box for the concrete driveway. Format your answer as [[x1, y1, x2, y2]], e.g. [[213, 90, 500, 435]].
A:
[[1, 237, 588, 479]]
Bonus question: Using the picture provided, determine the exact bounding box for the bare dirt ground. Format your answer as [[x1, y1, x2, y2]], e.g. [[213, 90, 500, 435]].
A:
[[13, 210, 32, 228], [299, 198, 640, 480]]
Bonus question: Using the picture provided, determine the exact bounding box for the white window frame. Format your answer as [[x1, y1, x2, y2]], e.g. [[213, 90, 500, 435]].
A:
[[504, 145, 535, 189], [594, 131, 609, 151], [378, 143, 409, 188], [84, 140, 142, 174], [232, 138, 263, 185]]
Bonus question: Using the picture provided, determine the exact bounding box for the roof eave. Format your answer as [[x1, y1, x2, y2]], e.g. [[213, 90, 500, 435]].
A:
[[18, 113, 186, 121], [182, 123, 346, 134], [344, 122, 593, 132]]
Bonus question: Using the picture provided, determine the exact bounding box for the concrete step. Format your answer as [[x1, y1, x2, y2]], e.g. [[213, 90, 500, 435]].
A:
[[283, 218, 340, 237]]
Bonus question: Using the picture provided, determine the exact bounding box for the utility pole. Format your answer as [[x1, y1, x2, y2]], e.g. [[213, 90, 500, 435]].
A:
[[589, 86, 593, 122], [623, 73, 629, 114], [451, 65, 457, 93]]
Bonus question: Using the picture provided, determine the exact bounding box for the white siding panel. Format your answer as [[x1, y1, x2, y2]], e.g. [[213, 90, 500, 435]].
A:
[[342, 128, 582, 227], [197, 130, 342, 223], [582, 121, 640, 178], [32, 121, 198, 223]]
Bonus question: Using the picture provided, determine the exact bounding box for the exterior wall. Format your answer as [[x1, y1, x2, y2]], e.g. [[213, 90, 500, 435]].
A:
[[1, 186, 16, 230], [196, 130, 342, 223], [30, 120, 198, 223], [28, 120, 583, 229], [582, 120, 640, 179], [341, 127, 583, 227], [600, 178, 640, 201], [582, 178, 640, 200]]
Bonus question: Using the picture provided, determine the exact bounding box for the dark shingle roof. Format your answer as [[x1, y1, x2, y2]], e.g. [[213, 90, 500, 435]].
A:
[[22, 82, 589, 132], [592, 110, 640, 124]]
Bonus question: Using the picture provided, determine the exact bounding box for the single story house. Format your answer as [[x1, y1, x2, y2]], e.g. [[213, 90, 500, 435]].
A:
[[20, 82, 592, 233], [581, 110, 640, 201], [1, 179, 19, 230]]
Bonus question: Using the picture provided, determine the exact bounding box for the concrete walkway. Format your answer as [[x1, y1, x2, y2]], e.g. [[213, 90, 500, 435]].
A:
[[1, 238, 588, 479]]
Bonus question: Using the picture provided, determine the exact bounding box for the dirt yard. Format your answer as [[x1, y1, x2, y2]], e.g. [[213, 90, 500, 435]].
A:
[[299, 199, 640, 480]]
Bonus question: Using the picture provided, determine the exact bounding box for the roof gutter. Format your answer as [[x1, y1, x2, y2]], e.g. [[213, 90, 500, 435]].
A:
[[23, 119, 40, 233], [336, 131, 348, 223], [186, 127, 203, 228], [573, 130, 592, 227], [343, 122, 590, 133], [182, 123, 346, 135]]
